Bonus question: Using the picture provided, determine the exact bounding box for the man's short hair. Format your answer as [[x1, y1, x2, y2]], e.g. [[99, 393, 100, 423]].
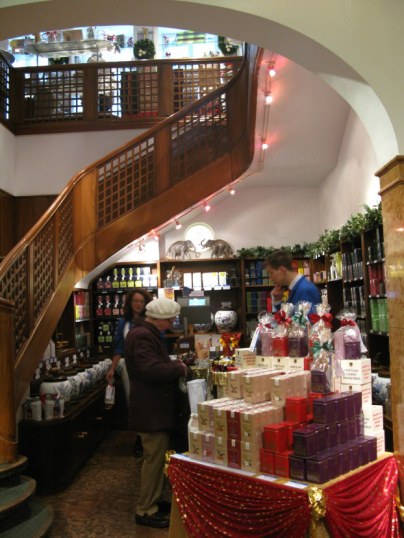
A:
[[265, 249, 294, 271]]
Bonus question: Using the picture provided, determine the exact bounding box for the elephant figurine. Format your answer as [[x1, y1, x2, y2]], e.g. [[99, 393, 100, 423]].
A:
[[166, 240, 197, 260], [200, 239, 234, 258]]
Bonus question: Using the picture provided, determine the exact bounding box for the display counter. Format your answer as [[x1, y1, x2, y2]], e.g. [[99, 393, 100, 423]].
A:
[[168, 452, 401, 538]]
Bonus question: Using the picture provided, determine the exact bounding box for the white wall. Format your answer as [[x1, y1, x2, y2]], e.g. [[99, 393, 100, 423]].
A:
[[0, 123, 16, 194], [12, 129, 144, 196], [318, 109, 380, 232], [160, 186, 320, 257]]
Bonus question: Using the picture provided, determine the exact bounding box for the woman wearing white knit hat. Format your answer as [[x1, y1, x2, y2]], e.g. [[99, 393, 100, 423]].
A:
[[125, 297, 187, 529]]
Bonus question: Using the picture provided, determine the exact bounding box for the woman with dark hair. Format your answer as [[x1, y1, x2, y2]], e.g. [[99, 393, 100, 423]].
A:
[[106, 288, 153, 396]]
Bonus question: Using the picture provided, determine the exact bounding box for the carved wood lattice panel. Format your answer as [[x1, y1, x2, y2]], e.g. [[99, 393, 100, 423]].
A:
[[97, 137, 155, 228], [0, 252, 29, 354], [33, 219, 55, 322], [57, 193, 74, 278], [171, 93, 228, 183]]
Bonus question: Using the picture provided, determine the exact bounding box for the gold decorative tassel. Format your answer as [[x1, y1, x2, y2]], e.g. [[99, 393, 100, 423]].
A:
[[307, 486, 327, 538], [164, 449, 176, 476]]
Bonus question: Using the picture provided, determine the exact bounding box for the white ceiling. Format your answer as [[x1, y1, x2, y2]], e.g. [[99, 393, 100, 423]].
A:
[[243, 50, 350, 190]]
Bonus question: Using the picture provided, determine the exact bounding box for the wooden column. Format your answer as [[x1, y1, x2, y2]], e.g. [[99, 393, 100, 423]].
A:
[[0, 297, 17, 463], [376, 156, 404, 496]]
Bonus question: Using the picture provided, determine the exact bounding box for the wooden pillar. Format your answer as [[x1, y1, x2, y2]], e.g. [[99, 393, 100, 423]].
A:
[[376, 155, 404, 495], [0, 297, 18, 464]]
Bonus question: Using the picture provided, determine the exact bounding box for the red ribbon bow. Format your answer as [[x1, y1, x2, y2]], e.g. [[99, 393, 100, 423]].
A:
[[274, 311, 291, 326], [308, 312, 333, 328], [340, 318, 356, 327]]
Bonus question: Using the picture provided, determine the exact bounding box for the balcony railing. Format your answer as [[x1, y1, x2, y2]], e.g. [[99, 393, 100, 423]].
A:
[[0, 52, 242, 134]]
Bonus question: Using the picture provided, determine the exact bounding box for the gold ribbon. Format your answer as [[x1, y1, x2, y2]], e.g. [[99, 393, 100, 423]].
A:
[[307, 486, 327, 537], [165, 449, 176, 476]]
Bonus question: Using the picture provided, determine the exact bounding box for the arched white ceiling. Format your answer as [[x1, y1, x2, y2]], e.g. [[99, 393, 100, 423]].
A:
[[0, 0, 400, 164]]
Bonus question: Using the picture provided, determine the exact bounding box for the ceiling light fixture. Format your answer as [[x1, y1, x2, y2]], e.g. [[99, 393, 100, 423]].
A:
[[175, 220, 182, 230], [229, 186, 236, 195], [268, 65, 277, 78], [204, 201, 211, 212], [262, 141, 269, 150], [265, 93, 273, 105]]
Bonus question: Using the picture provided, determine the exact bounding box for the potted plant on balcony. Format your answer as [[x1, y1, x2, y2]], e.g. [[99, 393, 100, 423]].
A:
[[133, 28, 155, 60], [218, 36, 239, 56]]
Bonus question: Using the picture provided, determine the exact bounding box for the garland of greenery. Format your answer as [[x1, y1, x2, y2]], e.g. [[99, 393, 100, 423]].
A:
[[237, 204, 382, 258], [218, 36, 239, 56], [133, 38, 155, 59]]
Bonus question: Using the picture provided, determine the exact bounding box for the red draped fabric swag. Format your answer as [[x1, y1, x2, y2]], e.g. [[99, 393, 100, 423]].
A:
[[168, 455, 402, 538]]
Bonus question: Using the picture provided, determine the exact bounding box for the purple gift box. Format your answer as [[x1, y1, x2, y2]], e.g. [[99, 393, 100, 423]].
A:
[[336, 446, 351, 475], [346, 417, 357, 441], [364, 435, 377, 462], [293, 427, 318, 457], [321, 448, 340, 480], [306, 453, 331, 484], [313, 396, 335, 424], [345, 441, 360, 471], [289, 455, 306, 481], [335, 420, 349, 445], [355, 437, 370, 466], [333, 393, 347, 421], [311, 370, 331, 394], [341, 391, 362, 416], [354, 414, 364, 438]]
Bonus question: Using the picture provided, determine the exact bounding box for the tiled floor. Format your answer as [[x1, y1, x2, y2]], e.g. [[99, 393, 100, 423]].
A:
[[38, 430, 171, 537]]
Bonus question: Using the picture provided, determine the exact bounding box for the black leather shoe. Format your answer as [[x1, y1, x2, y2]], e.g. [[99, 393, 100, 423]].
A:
[[157, 500, 172, 514], [135, 512, 169, 529]]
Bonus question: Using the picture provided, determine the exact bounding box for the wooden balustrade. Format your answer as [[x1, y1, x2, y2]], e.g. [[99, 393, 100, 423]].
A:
[[0, 46, 261, 462], [0, 55, 242, 135]]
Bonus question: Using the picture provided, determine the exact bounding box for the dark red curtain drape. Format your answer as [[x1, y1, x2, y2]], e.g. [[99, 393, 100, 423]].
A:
[[168, 455, 402, 538]]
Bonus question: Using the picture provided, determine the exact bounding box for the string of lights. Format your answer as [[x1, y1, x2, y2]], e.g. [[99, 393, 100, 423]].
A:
[[132, 53, 278, 249]]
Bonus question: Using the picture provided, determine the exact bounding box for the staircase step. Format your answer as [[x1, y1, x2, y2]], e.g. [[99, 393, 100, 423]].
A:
[[0, 475, 36, 517], [0, 456, 28, 481], [0, 498, 54, 537]]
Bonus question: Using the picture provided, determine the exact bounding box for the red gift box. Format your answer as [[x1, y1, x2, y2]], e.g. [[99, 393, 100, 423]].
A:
[[263, 423, 288, 453], [281, 420, 300, 450], [285, 397, 308, 423], [259, 448, 274, 475], [227, 438, 241, 469], [274, 450, 293, 478]]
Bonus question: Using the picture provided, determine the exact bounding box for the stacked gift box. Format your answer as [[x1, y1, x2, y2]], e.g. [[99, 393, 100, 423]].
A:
[[188, 353, 383, 483]]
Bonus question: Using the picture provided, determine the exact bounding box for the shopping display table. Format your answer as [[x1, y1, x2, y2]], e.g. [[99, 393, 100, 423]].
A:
[[168, 452, 401, 538]]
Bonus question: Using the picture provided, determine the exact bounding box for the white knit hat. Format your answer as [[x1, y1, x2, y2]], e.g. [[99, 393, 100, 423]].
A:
[[146, 298, 181, 319]]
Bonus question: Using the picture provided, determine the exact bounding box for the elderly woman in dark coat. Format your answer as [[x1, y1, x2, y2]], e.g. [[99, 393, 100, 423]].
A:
[[124, 298, 187, 529]]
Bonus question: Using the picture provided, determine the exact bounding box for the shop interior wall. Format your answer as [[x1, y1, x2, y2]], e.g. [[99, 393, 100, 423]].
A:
[[0, 100, 378, 259]]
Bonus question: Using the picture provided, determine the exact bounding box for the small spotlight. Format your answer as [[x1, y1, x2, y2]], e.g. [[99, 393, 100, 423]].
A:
[[175, 220, 182, 230], [229, 187, 236, 195], [262, 142, 269, 150], [268, 66, 277, 77], [204, 201, 211, 212], [265, 94, 273, 105]]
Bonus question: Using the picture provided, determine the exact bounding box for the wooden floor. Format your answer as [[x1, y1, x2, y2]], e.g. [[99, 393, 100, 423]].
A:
[[38, 430, 171, 538]]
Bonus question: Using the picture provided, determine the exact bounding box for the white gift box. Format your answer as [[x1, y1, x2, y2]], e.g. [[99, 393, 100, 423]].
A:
[[363, 404, 384, 433], [272, 356, 289, 370], [340, 381, 372, 406], [341, 358, 371, 384], [375, 430, 386, 456], [255, 355, 272, 368]]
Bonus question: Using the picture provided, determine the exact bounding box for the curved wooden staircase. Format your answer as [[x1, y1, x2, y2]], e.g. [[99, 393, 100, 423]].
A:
[[0, 42, 261, 537]]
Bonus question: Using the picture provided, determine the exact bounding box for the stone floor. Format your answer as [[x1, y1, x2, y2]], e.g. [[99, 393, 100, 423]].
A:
[[38, 430, 171, 538]]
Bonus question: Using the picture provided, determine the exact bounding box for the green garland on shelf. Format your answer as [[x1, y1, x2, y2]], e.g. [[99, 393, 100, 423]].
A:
[[237, 203, 382, 258], [133, 38, 155, 59], [218, 36, 239, 56]]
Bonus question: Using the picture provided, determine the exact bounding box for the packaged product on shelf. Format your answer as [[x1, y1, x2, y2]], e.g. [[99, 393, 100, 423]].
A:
[[334, 309, 367, 361], [308, 302, 333, 358], [273, 303, 294, 357], [256, 311, 275, 356], [310, 337, 334, 394], [288, 301, 311, 357]]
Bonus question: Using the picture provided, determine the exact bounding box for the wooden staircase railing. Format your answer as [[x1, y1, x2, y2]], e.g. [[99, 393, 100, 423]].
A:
[[0, 44, 261, 420], [0, 52, 242, 135]]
